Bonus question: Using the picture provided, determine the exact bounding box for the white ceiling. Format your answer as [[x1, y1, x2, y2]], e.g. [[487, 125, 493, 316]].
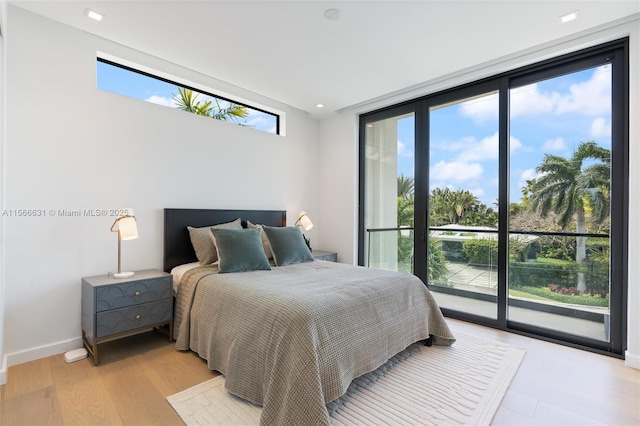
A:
[[10, 0, 640, 119]]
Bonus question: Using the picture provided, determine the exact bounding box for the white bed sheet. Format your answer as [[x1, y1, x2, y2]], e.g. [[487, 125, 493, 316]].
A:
[[170, 262, 201, 294]]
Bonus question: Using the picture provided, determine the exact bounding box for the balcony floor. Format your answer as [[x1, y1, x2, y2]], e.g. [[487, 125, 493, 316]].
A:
[[432, 291, 608, 341]]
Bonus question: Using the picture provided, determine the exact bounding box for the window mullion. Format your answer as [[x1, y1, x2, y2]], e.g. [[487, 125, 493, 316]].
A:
[[497, 78, 510, 330]]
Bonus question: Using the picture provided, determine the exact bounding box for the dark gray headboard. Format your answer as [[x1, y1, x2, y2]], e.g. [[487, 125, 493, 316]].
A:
[[163, 208, 287, 272]]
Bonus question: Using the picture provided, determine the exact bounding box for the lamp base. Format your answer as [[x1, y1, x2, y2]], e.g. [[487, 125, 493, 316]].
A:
[[113, 271, 135, 279]]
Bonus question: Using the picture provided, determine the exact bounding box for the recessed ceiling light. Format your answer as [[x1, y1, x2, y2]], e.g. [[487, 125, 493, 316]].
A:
[[85, 8, 104, 21], [324, 8, 340, 21], [559, 11, 578, 23], [316, 104, 324, 108]]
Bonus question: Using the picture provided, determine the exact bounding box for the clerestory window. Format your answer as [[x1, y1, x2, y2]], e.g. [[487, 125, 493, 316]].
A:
[[97, 57, 281, 135]]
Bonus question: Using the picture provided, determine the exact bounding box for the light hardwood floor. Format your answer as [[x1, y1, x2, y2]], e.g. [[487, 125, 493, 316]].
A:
[[1, 319, 638, 425]]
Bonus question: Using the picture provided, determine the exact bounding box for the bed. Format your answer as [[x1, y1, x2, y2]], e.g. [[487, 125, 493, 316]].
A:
[[164, 208, 455, 426]]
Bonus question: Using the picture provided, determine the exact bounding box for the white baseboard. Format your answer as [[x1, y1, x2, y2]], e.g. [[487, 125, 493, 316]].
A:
[[625, 350, 640, 369], [0, 355, 7, 385], [2, 336, 83, 381]]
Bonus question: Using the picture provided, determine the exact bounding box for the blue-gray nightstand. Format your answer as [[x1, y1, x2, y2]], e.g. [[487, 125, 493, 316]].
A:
[[312, 250, 337, 262], [81, 269, 173, 365]]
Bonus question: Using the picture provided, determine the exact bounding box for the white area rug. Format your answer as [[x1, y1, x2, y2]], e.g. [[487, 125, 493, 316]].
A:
[[167, 333, 525, 425]]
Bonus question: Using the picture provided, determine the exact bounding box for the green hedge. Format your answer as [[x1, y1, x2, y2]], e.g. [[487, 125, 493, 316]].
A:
[[510, 258, 609, 293], [512, 286, 609, 307], [509, 260, 576, 288], [462, 239, 498, 265], [451, 237, 609, 292], [441, 241, 466, 262]]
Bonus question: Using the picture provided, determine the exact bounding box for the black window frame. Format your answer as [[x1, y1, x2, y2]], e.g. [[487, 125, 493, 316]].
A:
[[358, 38, 629, 357]]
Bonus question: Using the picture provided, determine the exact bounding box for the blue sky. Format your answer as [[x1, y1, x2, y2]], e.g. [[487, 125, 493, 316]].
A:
[[397, 64, 612, 206], [97, 61, 278, 134]]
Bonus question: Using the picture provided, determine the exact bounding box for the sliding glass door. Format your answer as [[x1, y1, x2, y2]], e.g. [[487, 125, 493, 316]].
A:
[[427, 89, 500, 320], [361, 104, 415, 273], [359, 39, 628, 356], [507, 64, 614, 342]]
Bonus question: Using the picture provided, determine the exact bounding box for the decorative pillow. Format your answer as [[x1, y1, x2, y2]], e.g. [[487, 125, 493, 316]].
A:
[[187, 218, 242, 265], [262, 226, 314, 266], [246, 220, 274, 261], [210, 228, 271, 273]]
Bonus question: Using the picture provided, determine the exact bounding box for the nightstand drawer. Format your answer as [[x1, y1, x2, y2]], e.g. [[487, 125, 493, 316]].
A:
[[95, 277, 171, 312], [96, 299, 172, 338]]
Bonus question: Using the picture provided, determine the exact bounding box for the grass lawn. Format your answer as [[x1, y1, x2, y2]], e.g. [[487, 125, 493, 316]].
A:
[[508, 288, 550, 301]]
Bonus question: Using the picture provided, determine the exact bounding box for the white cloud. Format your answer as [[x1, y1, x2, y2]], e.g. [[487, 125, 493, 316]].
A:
[[457, 66, 611, 123], [509, 135, 522, 154], [510, 65, 611, 119], [243, 113, 280, 134], [542, 137, 566, 152], [556, 65, 611, 116], [456, 134, 496, 162], [590, 117, 611, 138], [245, 114, 270, 127], [397, 140, 413, 157], [520, 168, 538, 181], [145, 95, 175, 107], [455, 132, 522, 162], [470, 187, 485, 198], [510, 83, 557, 118], [518, 168, 546, 191], [459, 93, 498, 123], [431, 160, 483, 182]]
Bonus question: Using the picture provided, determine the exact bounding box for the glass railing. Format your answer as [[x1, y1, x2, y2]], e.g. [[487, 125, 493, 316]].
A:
[[366, 226, 611, 340], [366, 227, 414, 274], [429, 226, 499, 293]]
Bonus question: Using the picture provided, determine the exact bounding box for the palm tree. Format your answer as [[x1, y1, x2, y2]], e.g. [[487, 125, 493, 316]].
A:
[[429, 188, 480, 225], [173, 88, 249, 124], [397, 174, 414, 199], [208, 98, 249, 123], [396, 175, 415, 270], [173, 88, 210, 115], [397, 197, 414, 227], [450, 190, 477, 224], [429, 187, 453, 225], [528, 141, 610, 291], [427, 238, 449, 284]]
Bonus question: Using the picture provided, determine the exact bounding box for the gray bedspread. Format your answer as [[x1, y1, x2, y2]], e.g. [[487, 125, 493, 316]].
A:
[[174, 260, 455, 426]]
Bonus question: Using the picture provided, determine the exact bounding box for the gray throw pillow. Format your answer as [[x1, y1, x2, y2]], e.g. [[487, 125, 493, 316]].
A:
[[246, 221, 274, 261], [210, 228, 272, 273], [188, 218, 242, 265], [262, 226, 314, 266]]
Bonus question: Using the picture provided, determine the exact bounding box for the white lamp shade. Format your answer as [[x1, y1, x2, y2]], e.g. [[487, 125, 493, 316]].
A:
[[297, 211, 313, 231], [117, 216, 138, 240]]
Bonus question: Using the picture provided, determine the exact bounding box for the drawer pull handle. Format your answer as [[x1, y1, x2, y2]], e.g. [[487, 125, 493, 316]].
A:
[[134, 291, 141, 296], [135, 314, 141, 320]]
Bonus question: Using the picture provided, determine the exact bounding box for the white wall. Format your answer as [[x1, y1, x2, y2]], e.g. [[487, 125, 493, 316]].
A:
[[316, 112, 358, 263], [1, 6, 321, 371], [0, 0, 7, 384], [624, 19, 640, 369], [318, 17, 640, 367]]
